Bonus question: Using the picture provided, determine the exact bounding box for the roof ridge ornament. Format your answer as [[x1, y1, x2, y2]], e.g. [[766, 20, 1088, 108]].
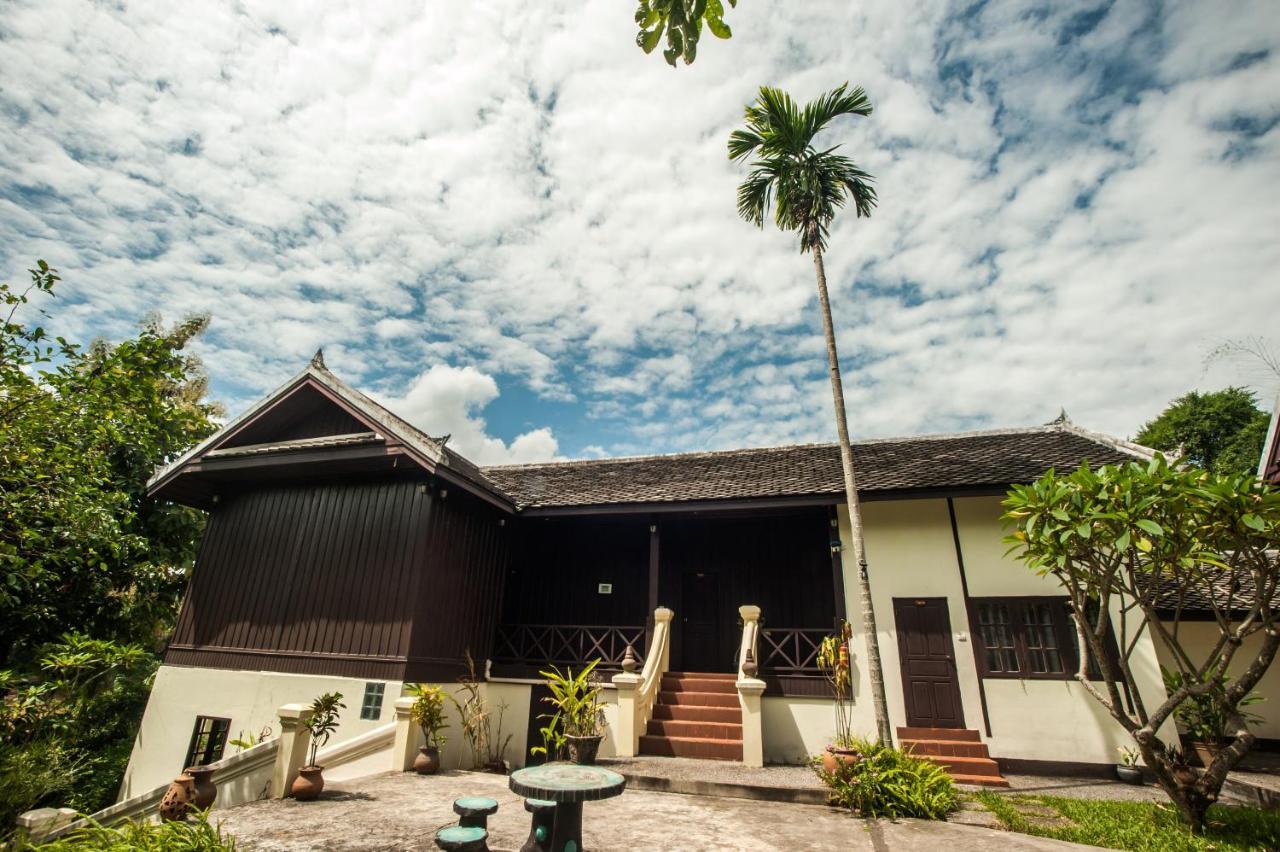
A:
[[311, 348, 326, 369], [1046, 408, 1071, 427]]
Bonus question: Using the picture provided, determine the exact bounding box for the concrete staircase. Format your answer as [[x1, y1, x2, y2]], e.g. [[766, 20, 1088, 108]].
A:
[[639, 672, 743, 761], [896, 727, 1008, 787]]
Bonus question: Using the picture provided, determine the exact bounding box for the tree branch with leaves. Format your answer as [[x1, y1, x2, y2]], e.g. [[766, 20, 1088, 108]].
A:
[[1003, 457, 1279, 829]]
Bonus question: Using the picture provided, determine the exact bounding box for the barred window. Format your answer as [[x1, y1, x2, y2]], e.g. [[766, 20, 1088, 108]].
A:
[[360, 682, 386, 721], [184, 716, 230, 769], [971, 598, 1073, 680], [975, 602, 1020, 674]]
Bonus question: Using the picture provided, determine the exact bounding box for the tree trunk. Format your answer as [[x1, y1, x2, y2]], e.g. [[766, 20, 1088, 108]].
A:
[[812, 248, 893, 745]]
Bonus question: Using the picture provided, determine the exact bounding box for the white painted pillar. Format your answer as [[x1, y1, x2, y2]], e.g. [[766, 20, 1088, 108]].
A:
[[391, 696, 422, 771], [271, 703, 312, 798], [611, 672, 642, 757], [736, 604, 767, 767]]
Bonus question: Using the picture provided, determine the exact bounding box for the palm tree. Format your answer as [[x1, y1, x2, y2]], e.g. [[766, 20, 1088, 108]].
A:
[[728, 83, 892, 745]]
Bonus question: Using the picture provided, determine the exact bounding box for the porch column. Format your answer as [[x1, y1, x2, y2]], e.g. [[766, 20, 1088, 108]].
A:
[[645, 521, 660, 648], [828, 508, 847, 625]]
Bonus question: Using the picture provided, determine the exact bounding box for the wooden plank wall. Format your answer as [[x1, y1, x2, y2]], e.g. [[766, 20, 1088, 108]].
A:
[[166, 477, 510, 680]]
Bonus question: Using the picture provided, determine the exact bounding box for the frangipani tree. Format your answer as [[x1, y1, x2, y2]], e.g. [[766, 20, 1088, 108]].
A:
[[1003, 457, 1279, 829], [728, 83, 892, 744]]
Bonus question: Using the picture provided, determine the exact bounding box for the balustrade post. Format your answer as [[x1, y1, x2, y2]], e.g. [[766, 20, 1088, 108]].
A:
[[392, 696, 421, 771], [736, 605, 767, 768], [611, 670, 642, 757], [271, 703, 312, 798]]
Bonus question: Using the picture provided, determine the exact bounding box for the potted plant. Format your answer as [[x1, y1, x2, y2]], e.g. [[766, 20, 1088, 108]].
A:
[[531, 659, 606, 765], [1163, 668, 1264, 767], [291, 691, 345, 800], [1115, 746, 1143, 784], [817, 621, 860, 772], [406, 683, 448, 774]]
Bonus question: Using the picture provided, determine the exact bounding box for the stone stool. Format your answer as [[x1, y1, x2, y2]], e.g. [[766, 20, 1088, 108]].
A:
[[453, 796, 499, 829], [520, 798, 556, 852], [435, 825, 488, 852]]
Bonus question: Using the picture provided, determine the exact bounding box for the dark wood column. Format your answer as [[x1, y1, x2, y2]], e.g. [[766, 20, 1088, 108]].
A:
[[645, 520, 660, 648], [829, 506, 848, 626]]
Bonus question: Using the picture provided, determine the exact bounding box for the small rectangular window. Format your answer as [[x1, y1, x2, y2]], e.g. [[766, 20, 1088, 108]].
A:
[[976, 602, 1020, 674], [360, 682, 386, 720], [1023, 602, 1064, 674], [184, 716, 230, 769]]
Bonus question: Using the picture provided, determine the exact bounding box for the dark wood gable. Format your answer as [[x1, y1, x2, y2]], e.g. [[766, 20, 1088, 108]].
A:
[[218, 382, 369, 447]]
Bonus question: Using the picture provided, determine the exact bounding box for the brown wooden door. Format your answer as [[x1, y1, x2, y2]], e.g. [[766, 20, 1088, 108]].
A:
[[893, 597, 965, 729], [679, 572, 723, 671]]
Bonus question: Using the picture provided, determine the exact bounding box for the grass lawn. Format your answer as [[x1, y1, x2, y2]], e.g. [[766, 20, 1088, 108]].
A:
[[973, 791, 1280, 852]]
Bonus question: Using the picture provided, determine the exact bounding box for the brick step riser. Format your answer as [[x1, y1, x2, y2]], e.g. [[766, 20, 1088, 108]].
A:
[[950, 773, 1011, 788], [646, 720, 743, 740], [639, 735, 743, 761], [917, 755, 1003, 778], [657, 691, 739, 708], [652, 705, 741, 723], [896, 726, 981, 743], [665, 671, 737, 681], [899, 740, 992, 759], [660, 678, 738, 694]]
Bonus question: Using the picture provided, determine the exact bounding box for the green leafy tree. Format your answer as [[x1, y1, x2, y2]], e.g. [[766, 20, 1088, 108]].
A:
[[1003, 458, 1280, 830], [728, 83, 891, 744], [635, 0, 735, 66], [1135, 387, 1270, 476], [0, 263, 220, 664]]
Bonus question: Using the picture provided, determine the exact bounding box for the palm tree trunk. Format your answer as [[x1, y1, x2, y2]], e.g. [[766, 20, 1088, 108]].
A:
[[812, 247, 893, 745]]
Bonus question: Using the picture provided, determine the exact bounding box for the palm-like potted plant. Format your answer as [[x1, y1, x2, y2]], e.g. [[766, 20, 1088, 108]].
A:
[[817, 621, 859, 772], [291, 691, 345, 800], [531, 659, 606, 765], [406, 684, 448, 774]]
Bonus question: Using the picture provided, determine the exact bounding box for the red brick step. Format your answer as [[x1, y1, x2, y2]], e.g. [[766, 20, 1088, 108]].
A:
[[652, 704, 740, 724], [639, 734, 743, 761], [646, 719, 742, 740], [657, 690, 738, 708]]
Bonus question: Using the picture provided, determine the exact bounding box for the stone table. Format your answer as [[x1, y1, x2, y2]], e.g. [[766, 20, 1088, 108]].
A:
[[509, 763, 626, 852]]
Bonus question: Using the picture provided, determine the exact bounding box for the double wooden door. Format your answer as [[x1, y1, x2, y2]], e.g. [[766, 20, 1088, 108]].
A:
[[893, 597, 965, 728]]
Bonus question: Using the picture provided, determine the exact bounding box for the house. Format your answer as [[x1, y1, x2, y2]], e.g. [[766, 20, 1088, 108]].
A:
[[118, 355, 1262, 797]]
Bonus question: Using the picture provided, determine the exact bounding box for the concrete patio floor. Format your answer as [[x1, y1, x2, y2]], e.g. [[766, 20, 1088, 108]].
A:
[[212, 769, 1087, 851]]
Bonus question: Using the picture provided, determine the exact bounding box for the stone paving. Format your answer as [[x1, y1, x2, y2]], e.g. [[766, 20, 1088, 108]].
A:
[[212, 770, 1087, 851]]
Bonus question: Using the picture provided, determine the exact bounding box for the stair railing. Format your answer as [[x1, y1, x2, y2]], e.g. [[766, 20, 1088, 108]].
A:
[[736, 604, 767, 767], [611, 606, 673, 757]]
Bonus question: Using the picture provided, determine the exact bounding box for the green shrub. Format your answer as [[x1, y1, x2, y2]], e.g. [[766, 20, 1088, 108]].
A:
[[13, 810, 235, 851], [813, 736, 958, 820], [0, 741, 86, 830]]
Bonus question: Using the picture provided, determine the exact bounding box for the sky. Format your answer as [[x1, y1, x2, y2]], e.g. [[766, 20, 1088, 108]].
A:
[[2, 0, 1278, 465]]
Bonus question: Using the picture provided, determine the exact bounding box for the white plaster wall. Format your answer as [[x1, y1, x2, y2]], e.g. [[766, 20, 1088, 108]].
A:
[[1152, 621, 1280, 741], [826, 495, 1173, 765], [120, 666, 402, 799], [761, 697, 835, 765], [483, 681, 533, 768]]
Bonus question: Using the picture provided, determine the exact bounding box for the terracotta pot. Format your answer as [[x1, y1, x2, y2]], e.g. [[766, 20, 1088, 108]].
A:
[[413, 745, 441, 775], [184, 765, 217, 810], [159, 773, 195, 822], [1190, 741, 1221, 768], [1115, 764, 1143, 785], [566, 734, 602, 765], [821, 746, 861, 775], [291, 766, 325, 800]]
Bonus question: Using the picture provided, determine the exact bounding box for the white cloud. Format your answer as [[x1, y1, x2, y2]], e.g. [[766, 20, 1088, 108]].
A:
[[376, 364, 560, 465], [0, 0, 1276, 460]]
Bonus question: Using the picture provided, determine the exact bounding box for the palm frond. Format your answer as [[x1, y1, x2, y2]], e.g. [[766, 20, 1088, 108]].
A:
[[727, 82, 878, 253]]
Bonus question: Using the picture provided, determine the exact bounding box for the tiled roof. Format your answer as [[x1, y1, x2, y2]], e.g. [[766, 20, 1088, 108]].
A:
[[205, 432, 382, 458], [1154, 563, 1279, 615], [482, 424, 1155, 511]]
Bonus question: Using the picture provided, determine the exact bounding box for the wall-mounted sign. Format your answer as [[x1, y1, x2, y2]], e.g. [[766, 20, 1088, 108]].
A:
[[598, 583, 613, 594]]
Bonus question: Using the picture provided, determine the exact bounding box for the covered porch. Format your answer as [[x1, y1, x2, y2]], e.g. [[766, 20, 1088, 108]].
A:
[[490, 504, 845, 692]]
